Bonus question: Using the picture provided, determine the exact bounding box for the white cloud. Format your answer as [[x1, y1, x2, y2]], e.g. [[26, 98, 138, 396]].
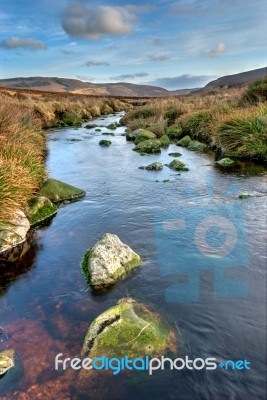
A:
[[61, 4, 147, 39], [201, 43, 226, 57], [0, 37, 47, 50], [110, 72, 149, 81], [86, 60, 110, 67]]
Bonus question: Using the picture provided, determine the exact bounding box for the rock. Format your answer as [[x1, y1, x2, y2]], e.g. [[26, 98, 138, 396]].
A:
[[61, 112, 82, 127], [177, 135, 191, 147], [38, 178, 86, 202], [0, 350, 14, 376], [28, 196, 58, 227], [168, 152, 182, 157], [238, 194, 251, 199], [159, 134, 170, 147], [143, 162, 163, 171], [187, 140, 206, 152], [215, 158, 235, 167], [126, 131, 137, 141], [101, 132, 115, 136], [107, 123, 117, 130], [168, 160, 189, 171], [0, 210, 30, 255], [99, 140, 111, 147], [95, 128, 102, 132], [85, 124, 97, 129], [81, 233, 141, 291], [134, 129, 157, 145], [133, 139, 162, 154], [81, 298, 176, 359]]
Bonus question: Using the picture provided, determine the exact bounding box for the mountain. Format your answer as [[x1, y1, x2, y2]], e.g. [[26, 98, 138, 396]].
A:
[[203, 67, 266, 90], [0, 77, 170, 97]]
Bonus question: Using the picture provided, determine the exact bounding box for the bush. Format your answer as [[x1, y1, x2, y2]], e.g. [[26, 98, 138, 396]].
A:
[[180, 111, 213, 143], [242, 77, 267, 104], [217, 115, 267, 160], [164, 106, 183, 126]]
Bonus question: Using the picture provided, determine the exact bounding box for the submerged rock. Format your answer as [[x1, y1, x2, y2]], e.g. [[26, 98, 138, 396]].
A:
[[215, 158, 235, 167], [187, 140, 206, 152], [0, 210, 30, 255], [133, 139, 162, 154], [85, 124, 97, 129], [168, 152, 182, 157], [38, 178, 86, 202], [0, 350, 14, 376], [177, 135, 191, 147], [81, 233, 141, 291], [159, 134, 170, 147], [168, 160, 189, 171], [238, 194, 251, 199], [134, 129, 157, 145], [28, 196, 57, 227], [102, 132, 115, 136], [140, 162, 163, 171], [107, 123, 117, 130], [99, 140, 112, 147], [81, 298, 176, 359]]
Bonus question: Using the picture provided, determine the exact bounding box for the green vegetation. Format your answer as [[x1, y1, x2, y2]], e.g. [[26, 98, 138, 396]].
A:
[[241, 77, 267, 104], [99, 139, 112, 147]]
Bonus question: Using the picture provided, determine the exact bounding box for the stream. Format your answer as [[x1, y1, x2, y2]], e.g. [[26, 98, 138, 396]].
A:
[[0, 111, 266, 399]]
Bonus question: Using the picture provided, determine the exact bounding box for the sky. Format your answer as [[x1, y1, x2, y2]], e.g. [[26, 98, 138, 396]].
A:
[[0, 0, 266, 89]]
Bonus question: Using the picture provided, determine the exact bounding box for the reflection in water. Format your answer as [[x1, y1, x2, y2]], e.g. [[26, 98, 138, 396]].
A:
[[0, 112, 266, 399]]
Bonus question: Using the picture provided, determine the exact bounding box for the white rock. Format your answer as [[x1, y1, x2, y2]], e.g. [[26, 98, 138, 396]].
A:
[[0, 210, 30, 254]]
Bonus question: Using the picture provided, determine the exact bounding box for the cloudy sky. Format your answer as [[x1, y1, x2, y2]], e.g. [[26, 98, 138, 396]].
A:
[[0, 0, 266, 89]]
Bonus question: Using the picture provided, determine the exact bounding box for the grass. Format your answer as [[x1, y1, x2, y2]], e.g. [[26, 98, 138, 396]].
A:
[[0, 90, 129, 224], [122, 81, 267, 161]]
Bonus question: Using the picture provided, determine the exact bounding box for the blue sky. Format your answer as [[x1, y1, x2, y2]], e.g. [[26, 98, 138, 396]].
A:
[[0, 0, 266, 89]]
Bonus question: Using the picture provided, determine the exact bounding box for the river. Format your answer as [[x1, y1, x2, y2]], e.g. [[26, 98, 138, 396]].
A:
[[0, 111, 266, 399]]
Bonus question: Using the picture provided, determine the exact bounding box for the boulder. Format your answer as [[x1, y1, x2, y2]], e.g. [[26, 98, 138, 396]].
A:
[[187, 140, 206, 152], [0, 350, 15, 376], [215, 158, 235, 167], [133, 139, 162, 154], [168, 160, 189, 171], [99, 140, 111, 147], [168, 152, 182, 157], [140, 162, 163, 171], [134, 129, 157, 145], [81, 233, 141, 291], [126, 131, 138, 141], [177, 135, 191, 147], [0, 210, 30, 255], [28, 196, 58, 226], [38, 178, 86, 202], [107, 123, 117, 130], [159, 134, 170, 147], [81, 298, 176, 359]]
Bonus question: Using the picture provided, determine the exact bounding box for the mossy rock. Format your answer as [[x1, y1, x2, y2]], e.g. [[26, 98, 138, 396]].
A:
[[38, 178, 86, 202], [159, 135, 170, 147], [134, 129, 157, 145], [133, 139, 162, 154], [168, 152, 182, 157], [168, 160, 189, 171], [166, 124, 183, 139], [81, 233, 141, 291], [187, 140, 206, 152], [28, 196, 57, 227], [102, 132, 115, 136], [215, 158, 235, 167], [81, 298, 177, 359], [238, 194, 251, 199], [61, 112, 82, 126], [177, 135, 191, 147], [145, 162, 163, 171], [107, 123, 117, 130], [85, 124, 97, 129], [126, 131, 137, 141], [0, 350, 14, 376], [99, 140, 112, 147], [95, 128, 102, 132]]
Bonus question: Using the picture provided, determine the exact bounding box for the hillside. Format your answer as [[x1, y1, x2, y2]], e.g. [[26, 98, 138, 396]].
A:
[[203, 67, 266, 90], [0, 77, 170, 97]]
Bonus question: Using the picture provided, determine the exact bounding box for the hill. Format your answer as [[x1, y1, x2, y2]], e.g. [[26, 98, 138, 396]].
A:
[[203, 67, 266, 90], [0, 77, 170, 97]]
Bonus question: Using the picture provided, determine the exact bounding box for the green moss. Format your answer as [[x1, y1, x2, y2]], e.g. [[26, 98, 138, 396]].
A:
[[159, 134, 170, 147], [215, 158, 235, 167], [238, 194, 251, 199], [61, 111, 82, 126], [177, 135, 191, 147], [99, 140, 112, 147], [166, 124, 183, 140], [28, 196, 57, 226], [107, 123, 117, 130], [187, 140, 206, 152], [38, 178, 86, 202], [133, 139, 162, 154], [168, 160, 189, 171], [134, 130, 157, 145], [80, 248, 92, 285]]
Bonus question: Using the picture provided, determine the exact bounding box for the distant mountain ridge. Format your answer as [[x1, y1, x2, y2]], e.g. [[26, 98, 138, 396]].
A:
[[203, 67, 266, 90]]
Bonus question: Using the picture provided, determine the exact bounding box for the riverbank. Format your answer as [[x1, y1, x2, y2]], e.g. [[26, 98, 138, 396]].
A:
[[0, 90, 129, 226], [121, 78, 267, 162]]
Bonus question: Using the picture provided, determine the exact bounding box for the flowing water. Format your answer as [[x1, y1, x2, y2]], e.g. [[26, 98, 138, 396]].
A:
[[0, 112, 266, 399]]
